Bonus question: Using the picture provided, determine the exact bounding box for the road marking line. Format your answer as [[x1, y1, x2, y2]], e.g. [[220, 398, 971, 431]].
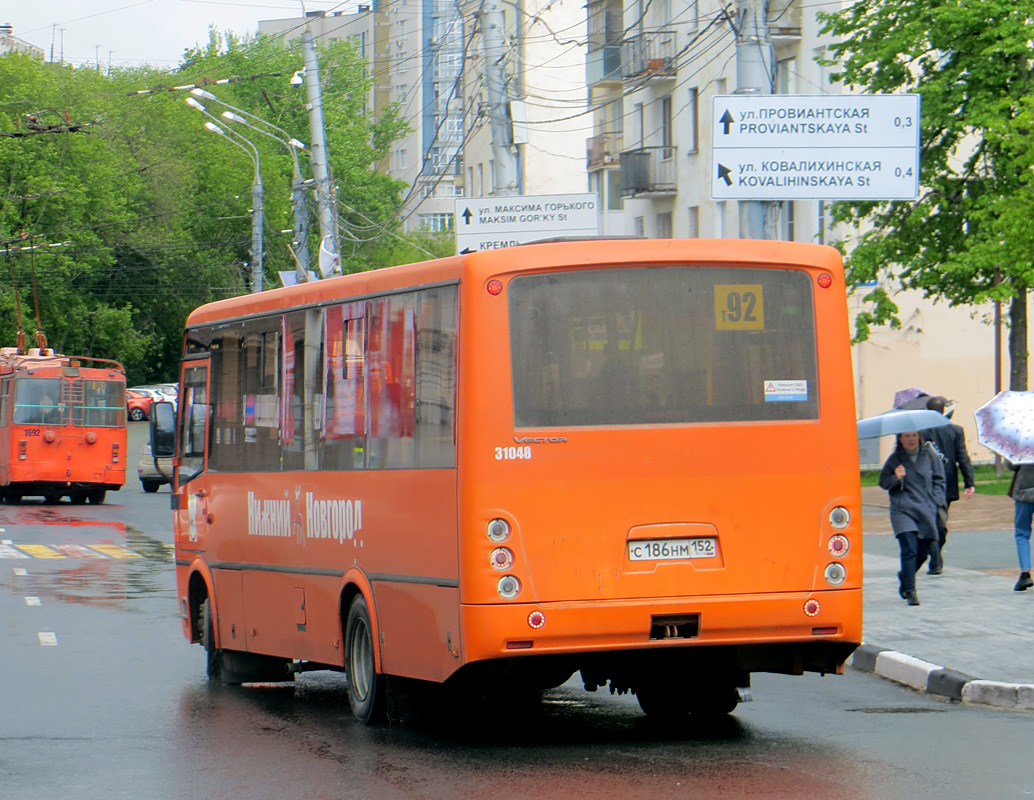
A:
[[51, 544, 108, 559], [0, 544, 29, 559], [13, 568, 28, 576], [89, 544, 142, 559], [38, 632, 58, 646], [25, 597, 41, 606], [14, 545, 63, 559], [2, 538, 12, 544]]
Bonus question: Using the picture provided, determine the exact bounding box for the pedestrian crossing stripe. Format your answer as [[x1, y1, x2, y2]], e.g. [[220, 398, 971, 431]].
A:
[[0, 543, 142, 559]]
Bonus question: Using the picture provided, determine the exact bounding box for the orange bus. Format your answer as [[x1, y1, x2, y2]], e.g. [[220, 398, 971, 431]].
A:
[[0, 347, 127, 504], [160, 239, 862, 723]]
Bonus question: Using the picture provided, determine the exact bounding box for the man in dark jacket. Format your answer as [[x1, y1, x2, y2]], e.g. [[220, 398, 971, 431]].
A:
[[924, 396, 975, 573]]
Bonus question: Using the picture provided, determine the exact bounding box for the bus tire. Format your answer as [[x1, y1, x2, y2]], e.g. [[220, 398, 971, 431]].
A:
[[345, 594, 384, 724], [43, 495, 61, 505], [6, 491, 22, 505], [200, 598, 223, 681], [70, 491, 87, 505], [87, 489, 107, 504]]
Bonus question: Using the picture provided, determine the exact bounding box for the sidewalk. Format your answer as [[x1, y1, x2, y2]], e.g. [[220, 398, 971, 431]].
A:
[[853, 486, 1034, 710]]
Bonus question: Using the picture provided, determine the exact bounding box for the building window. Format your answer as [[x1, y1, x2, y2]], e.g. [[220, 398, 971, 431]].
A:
[[634, 216, 645, 237], [419, 213, 453, 232], [687, 206, 700, 238], [686, 87, 699, 154], [661, 96, 673, 160], [607, 170, 624, 211], [777, 58, 797, 94], [657, 211, 672, 239]]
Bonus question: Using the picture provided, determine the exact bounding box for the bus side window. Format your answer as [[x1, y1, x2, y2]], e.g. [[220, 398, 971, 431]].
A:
[[179, 366, 210, 484], [0, 378, 7, 426]]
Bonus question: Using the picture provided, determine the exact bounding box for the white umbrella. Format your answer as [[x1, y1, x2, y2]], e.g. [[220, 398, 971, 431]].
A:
[[974, 391, 1034, 464], [857, 408, 952, 440]]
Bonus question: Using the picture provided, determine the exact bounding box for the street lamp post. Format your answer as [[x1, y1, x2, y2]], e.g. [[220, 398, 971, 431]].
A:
[[187, 97, 265, 293], [191, 89, 310, 281]]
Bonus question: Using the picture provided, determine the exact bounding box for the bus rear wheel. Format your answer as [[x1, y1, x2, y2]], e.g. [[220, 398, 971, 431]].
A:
[[199, 598, 222, 681], [70, 491, 87, 505], [345, 594, 384, 724], [87, 489, 106, 504]]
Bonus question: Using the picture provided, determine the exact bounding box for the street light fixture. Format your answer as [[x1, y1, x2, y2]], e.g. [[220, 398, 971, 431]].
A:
[[190, 88, 311, 281], [187, 97, 265, 293]]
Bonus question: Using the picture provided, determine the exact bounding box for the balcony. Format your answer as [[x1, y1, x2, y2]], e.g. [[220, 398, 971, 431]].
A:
[[620, 146, 677, 196], [586, 132, 623, 170], [621, 30, 676, 80], [769, 1, 802, 43]]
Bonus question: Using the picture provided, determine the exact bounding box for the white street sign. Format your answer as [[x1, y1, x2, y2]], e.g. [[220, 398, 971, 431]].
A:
[[711, 94, 920, 201], [454, 193, 599, 254]]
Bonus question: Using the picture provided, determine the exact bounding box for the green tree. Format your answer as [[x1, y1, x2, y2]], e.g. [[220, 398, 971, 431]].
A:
[[820, 0, 1034, 390]]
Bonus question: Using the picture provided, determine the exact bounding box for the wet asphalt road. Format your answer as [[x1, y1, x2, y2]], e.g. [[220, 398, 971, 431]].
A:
[[1, 424, 1032, 799]]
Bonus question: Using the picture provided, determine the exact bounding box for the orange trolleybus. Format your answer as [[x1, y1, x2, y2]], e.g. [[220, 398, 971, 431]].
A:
[[162, 238, 862, 723], [0, 347, 127, 504]]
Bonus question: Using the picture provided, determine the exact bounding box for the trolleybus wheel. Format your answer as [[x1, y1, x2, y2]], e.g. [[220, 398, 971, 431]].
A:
[[87, 489, 106, 504], [200, 598, 222, 681], [43, 495, 60, 505], [345, 594, 384, 724], [636, 680, 739, 719], [70, 491, 87, 505]]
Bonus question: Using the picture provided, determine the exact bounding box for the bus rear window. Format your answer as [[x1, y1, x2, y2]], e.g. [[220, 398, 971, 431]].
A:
[[508, 266, 818, 427]]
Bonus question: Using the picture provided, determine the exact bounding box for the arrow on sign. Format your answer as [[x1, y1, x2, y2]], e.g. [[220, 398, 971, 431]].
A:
[[719, 109, 734, 134], [717, 164, 732, 186], [462, 208, 473, 225]]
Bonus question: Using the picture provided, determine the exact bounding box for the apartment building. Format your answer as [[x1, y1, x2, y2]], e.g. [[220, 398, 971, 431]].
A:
[[0, 24, 45, 59]]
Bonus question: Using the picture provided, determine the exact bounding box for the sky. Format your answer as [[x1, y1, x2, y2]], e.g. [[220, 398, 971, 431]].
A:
[[12, 0, 358, 71]]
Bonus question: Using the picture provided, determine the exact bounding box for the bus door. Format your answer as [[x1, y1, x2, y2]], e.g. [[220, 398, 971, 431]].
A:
[[178, 361, 212, 553]]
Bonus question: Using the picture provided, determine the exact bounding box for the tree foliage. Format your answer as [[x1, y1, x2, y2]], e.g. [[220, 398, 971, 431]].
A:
[[0, 30, 424, 383], [819, 0, 1034, 388]]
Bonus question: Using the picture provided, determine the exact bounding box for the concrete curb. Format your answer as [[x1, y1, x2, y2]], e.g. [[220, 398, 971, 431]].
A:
[[848, 643, 1034, 710]]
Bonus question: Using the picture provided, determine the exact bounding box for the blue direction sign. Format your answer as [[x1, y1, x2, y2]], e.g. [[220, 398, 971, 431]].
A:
[[711, 94, 921, 201]]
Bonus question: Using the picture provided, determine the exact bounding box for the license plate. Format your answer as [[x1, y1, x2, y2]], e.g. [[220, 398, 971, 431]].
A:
[[628, 538, 717, 562]]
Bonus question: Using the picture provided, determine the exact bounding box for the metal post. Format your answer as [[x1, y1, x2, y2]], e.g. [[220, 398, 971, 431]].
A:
[[192, 91, 311, 279], [302, 30, 340, 273], [478, 0, 519, 195], [734, 0, 774, 239]]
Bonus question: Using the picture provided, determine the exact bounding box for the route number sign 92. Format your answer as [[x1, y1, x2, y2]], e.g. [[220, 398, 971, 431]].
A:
[[714, 285, 765, 331]]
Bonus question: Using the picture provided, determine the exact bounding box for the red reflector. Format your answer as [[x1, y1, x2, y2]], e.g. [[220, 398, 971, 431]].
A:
[[817, 272, 833, 289], [812, 626, 838, 636], [505, 640, 534, 650], [486, 279, 503, 296]]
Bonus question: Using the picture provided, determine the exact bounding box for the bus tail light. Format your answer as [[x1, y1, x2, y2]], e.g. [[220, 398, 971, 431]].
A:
[[528, 611, 545, 629], [817, 272, 833, 289], [111, 443, 120, 463], [487, 518, 510, 542], [490, 547, 514, 570], [828, 534, 849, 557], [19, 441, 27, 460], [497, 575, 521, 599], [824, 562, 847, 586], [803, 599, 820, 616], [829, 507, 850, 529]]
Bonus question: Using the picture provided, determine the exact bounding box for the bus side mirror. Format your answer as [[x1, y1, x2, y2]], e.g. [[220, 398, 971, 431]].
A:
[[149, 401, 177, 458]]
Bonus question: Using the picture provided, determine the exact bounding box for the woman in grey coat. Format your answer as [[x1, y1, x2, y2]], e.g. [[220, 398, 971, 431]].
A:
[[878, 430, 946, 605]]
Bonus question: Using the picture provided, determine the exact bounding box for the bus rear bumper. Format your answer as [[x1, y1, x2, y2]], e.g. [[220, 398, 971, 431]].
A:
[[460, 589, 862, 672]]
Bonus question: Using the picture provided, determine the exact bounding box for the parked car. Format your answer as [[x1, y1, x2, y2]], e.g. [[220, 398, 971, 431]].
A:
[[138, 441, 173, 493], [126, 389, 154, 422]]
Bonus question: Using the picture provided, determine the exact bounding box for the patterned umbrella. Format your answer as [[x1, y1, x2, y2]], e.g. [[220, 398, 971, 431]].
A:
[[974, 391, 1034, 464], [893, 387, 931, 408], [857, 408, 952, 440]]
